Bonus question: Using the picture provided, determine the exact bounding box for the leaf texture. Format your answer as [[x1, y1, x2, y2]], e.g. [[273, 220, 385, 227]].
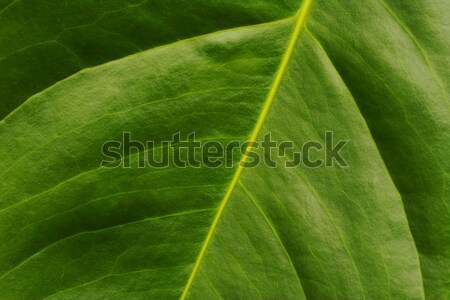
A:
[[0, 0, 448, 299]]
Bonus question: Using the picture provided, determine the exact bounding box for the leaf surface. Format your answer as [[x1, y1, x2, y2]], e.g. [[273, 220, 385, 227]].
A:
[[0, 0, 297, 119], [0, 0, 448, 299]]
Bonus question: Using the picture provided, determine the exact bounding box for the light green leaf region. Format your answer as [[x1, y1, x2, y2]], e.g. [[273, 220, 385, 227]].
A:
[[0, 0, 448, 299]]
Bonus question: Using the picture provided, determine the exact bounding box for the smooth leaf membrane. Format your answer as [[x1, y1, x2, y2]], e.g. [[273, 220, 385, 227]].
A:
[[0, 0, 299, 119], [0, 19, 298, 300], [190, 31, 425, 299], [0, 0, 449, 299], [308, 0, 449, 298]]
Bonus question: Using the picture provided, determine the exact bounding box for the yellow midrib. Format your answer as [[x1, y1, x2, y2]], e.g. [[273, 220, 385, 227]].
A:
[[180, 0, 314, 298]]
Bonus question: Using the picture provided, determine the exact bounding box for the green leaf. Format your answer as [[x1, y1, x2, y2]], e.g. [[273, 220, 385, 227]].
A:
[[0, 0, 297, 119], [307, 1, 450, 298], [0, 0, 448, 299]]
